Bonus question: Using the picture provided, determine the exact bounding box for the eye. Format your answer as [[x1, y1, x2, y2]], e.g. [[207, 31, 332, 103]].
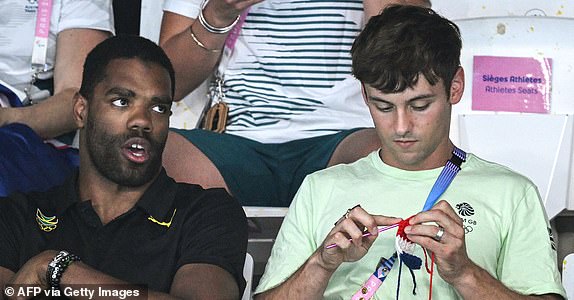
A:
[[112, 98, 128, 107], [410, 101, 430, 111], [375, 104, 394, 113], [152, 104, 169, 114]]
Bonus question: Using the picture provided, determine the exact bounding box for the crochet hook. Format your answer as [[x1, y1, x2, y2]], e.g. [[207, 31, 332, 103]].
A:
[[325, 223, 399, 249]]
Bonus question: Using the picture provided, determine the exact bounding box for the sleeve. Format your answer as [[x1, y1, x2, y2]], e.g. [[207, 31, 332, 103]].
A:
[[254, 175, 322, 294], [57, 0, 115, 34], [163, 0, 202, 19], [497, 184, 567, 298], [177, 188, 248, 293]]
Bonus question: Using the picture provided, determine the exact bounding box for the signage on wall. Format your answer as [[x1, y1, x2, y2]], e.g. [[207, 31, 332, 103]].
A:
[[472, 55, 552, 113]]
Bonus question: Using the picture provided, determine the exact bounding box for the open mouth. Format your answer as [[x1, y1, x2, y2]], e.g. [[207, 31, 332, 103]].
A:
[[122, 138, 151, 164]]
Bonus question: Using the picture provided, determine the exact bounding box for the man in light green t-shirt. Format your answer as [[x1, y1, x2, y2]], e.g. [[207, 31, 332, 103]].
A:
[[254, 5, 566, 300]]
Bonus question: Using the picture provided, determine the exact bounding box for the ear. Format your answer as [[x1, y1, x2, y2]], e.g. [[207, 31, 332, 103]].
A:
[[449, 67, 465, 105], [73, 92, 88, 128]]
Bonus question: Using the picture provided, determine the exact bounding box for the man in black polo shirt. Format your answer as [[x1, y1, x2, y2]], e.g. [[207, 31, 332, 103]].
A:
[[0, 35, 247, 299]]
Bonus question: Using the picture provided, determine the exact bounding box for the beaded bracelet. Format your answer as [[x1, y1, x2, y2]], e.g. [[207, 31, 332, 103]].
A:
[[199, 0, 240, 34], [189, 27, 221, 53], [46, 250, 81, 290]]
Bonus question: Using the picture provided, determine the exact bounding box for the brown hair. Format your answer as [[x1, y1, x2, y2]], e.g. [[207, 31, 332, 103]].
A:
[[351, 5, 461, 95]]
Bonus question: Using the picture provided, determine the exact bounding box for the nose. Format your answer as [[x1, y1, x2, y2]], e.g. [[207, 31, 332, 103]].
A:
[[395, 109, 411, 137], [127, 105, 152, 133]]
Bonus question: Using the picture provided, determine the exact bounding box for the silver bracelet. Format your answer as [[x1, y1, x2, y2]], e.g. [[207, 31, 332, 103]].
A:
[[199, 0, 240, 34]]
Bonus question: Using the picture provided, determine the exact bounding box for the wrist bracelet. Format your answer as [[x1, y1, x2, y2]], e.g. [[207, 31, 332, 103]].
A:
[[189, 27, 222, 53], [46, 250, 81, 290], [199, 0, 240, 34]]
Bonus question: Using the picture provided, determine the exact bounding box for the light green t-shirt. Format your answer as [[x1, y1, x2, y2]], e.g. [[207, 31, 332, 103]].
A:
[[255, 151, 566, 299]]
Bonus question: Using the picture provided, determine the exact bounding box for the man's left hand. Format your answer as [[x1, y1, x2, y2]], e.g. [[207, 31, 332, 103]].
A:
[[403, 200, 477, 285]]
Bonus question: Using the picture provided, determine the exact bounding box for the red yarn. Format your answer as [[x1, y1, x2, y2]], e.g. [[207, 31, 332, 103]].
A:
[[429, 252, 435, 300], [396, 215, 415, 241]]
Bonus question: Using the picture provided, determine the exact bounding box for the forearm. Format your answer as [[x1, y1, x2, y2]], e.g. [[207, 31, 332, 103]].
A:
[[60, 262, 177, 300], [256, 251, 335, 300], [0, 88, 78, 139], [452, 262, 562, 300], [160, 11, 231, 101]]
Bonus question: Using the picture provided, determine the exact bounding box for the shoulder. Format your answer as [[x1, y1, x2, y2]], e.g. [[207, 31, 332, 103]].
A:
[[174, 182, 240, 210], [291, 153, 378, 211], [0, 193, 30, 215], [0, 187, 62, 215], [463, 153, 536, 189], [308, 152, 377, 184], [148, 171, 244, 222], [172, 182, 246, 225]]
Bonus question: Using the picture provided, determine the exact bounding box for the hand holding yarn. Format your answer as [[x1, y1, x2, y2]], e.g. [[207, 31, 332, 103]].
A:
[[404, 200, 474, 285], [319, 205, 401, 271]]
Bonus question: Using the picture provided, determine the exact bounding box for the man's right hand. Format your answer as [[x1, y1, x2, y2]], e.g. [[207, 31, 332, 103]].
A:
[[317, 205, 402, 271]]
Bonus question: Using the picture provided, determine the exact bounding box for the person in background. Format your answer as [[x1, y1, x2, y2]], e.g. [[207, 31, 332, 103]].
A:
[[0, 35, 247, 299], [254, 5, 566, 299], [0, 0, 114, 196], [159, 0, 431, 207]]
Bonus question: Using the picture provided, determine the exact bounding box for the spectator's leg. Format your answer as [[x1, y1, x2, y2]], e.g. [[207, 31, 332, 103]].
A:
[[327, 128, 380, 166], [162, 130, 229, 192]]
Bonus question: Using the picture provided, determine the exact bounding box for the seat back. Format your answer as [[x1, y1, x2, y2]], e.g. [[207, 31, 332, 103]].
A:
[[242, 253, 254, 300]]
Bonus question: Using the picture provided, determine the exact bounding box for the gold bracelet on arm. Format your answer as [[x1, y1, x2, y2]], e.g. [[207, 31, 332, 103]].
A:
[[189, 26, 222, 53]]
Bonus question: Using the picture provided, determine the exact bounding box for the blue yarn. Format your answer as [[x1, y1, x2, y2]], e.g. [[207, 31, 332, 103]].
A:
[[399, 252, 422, 270], [396, 259, 402, 300], [408, 266, 418, 295], [395, 252, 422, 299]]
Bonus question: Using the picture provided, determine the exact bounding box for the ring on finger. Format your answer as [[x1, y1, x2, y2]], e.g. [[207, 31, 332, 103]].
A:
[[334, 204, 361, 226], [434, 226, 445, 242], [344, 204, 361, 219], [344, 210, 351, 219], [348, 204, 361, 213]]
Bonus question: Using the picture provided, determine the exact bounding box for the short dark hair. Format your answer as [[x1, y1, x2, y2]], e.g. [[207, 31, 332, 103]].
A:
[[79, 35, 176, 99], [351, 5, 461, 94]]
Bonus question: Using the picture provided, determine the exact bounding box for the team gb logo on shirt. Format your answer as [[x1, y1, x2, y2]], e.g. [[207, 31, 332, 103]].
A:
[[456, 202, 477, 235]]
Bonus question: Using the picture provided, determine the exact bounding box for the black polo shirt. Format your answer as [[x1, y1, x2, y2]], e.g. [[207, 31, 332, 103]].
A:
[[0, 169, 247, 293]]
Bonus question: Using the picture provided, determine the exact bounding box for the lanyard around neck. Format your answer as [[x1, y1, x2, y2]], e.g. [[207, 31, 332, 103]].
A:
[[25, 0, 53, 104], [352, 146, 467, 300], [421, 146, 466, 212]]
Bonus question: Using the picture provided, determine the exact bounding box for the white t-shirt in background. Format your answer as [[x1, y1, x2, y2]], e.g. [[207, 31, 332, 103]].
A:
[[164, 0, 373, 143], [0, 0, 115, 95]]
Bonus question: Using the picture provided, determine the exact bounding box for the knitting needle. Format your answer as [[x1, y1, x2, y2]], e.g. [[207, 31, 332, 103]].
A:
[[325, 223, 400, 249]]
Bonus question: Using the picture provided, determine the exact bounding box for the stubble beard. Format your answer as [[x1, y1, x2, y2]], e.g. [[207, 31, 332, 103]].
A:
[[84, 114, 165, 187]]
